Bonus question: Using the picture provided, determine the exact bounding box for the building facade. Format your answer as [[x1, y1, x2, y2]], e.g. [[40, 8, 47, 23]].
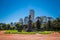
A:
[[24, 16, 29, 25], [30, 9, 34, 22]]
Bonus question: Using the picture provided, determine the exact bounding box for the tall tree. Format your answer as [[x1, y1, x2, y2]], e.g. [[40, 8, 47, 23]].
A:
[[52, 17, 60, 31], [47, 17, 52, 30], [36, 16, 41, 31]]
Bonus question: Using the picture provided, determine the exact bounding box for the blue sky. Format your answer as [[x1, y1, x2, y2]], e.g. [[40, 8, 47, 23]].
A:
[[0, 0, 60, 23]]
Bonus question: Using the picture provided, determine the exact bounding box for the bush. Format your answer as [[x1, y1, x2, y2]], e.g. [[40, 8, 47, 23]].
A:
[[38, 31, 52, 34]]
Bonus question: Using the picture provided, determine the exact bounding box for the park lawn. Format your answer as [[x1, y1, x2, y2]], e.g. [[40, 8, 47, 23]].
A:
[[38, 31, 52, 34], [5, 30, 52, 34], [5, 30, 36, 34]]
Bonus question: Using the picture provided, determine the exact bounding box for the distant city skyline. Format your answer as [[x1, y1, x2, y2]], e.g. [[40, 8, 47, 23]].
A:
[[0, 0, 60, 23]]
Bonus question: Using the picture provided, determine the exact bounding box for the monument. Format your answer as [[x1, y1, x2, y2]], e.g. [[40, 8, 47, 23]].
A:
[[27, 15, 33, 32]]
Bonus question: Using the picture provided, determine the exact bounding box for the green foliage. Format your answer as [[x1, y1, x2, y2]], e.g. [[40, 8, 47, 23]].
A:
[[15, 23, 23, 32], [6, 24, 10, 30], [0, 24, 7, 30], [49, 17, 60, 31], [0, 17, 60, 32], [15, 23, 21, 27], [5, 30, 18, 34], [52, 20, 60, 27], [38, 31, 52, 34]]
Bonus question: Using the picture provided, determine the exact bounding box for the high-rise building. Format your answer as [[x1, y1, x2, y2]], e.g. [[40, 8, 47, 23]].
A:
[[24, 16, 29, 25], [30, 9, 34, 22], [19, 18, 23, 25]]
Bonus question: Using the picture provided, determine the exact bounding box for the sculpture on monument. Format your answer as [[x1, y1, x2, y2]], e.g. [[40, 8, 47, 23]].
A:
[[27, 15, 33, 32]]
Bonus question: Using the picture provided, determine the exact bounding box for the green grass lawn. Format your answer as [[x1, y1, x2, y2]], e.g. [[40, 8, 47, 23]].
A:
[[5, 30, 36, 34], [38, 31, 52, 34], [5, 30, 52, 34]]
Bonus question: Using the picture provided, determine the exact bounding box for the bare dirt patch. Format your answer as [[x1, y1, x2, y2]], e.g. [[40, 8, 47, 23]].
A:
[[0, 31, 60, 40]]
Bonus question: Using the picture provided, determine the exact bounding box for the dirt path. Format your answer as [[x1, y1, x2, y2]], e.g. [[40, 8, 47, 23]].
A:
[[0, 31, 60, 40]]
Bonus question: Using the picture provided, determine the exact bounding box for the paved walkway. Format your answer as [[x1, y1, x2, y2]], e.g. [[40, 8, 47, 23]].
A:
[[0, 31, 60, 40]]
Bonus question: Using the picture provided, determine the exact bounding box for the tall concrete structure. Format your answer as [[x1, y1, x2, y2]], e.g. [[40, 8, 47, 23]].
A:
[[24, 16, 29, 25], [27, 15, 33, 32], [19, 18, 23, 25], [30, 9, 34, 22]]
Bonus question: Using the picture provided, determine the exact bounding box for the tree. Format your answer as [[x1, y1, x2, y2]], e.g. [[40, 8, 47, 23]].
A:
[[47, 17, 52, 30], [52, 17, 60, 31], [10, 22, 15, 30], [41, 16, 47, 30], [36, 16, 41, 31], [15, 23, 23, 32], [2, 24, 6, 30], [6, 24, 10, 30], [0, 23, 2, 30]]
